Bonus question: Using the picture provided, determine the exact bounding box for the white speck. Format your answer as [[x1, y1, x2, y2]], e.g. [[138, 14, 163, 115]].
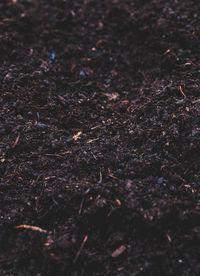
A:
[[178, 259, 183, 263]]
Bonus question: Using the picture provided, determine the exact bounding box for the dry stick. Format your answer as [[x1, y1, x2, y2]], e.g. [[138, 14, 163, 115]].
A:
[[192, 98, 200, 104], [98, 171, 102, 184], [73, 235, 88, 264], [15, 224, 47, 233], [79, 198, 84, 215], [108, 174, 119, 180], [12, 134, 20, 148], [179, 86, 186, 98]]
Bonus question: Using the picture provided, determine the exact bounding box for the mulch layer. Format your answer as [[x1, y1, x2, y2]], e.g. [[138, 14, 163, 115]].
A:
[[0, 0, 200, 275]]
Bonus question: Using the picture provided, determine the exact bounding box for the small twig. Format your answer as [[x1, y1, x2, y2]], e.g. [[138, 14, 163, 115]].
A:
[[15, 224, 47, 233], [44, 154, 65, 158], [111, 245, 126, 258], [108, 174, 119, 180], [192, 98, 200, 104], [91, 151, 97, 160], [163, 49, 171, 55], [98, 172, 102, 184], [179, 86, 186, 98], [86, 138, 99, 144], [91, 125, 101, 130], [166, 233, 172, 242], [79, 198, 84, 215], [73, 235, 88, 264], [12, 134, 20, 148]]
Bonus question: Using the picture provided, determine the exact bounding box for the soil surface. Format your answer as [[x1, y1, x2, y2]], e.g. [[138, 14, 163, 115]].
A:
[[1, 0, 200, 275]]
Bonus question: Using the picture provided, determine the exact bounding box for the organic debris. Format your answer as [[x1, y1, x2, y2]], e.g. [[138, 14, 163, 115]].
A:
[[1, 0, 200, 275]]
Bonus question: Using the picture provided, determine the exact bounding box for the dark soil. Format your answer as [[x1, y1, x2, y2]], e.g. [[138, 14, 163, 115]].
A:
[[1, 0, 200, 275]]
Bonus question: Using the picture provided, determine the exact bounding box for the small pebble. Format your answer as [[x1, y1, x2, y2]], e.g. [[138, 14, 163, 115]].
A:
[[80, 70, 85, 77], [158, 177, 164, 184]]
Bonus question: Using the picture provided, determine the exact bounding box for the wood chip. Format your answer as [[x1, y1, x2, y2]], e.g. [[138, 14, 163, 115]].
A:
[[111, 245, 126, 258]]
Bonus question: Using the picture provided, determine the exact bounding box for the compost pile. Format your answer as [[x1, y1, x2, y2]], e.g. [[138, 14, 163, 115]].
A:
[[0, 0, 200, 275]]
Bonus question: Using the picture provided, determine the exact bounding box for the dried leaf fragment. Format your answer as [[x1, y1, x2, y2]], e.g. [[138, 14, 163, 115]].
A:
[[111, 245, 126, 258]]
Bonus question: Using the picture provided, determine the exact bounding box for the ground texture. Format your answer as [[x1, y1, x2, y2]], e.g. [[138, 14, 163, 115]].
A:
[[0, 0, 200, 275]]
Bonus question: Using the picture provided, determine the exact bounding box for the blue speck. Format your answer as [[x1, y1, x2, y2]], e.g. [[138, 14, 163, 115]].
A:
[[80, 70, 85, 77], [158, 177, 164, 184], [49, 53, 55, 60]]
